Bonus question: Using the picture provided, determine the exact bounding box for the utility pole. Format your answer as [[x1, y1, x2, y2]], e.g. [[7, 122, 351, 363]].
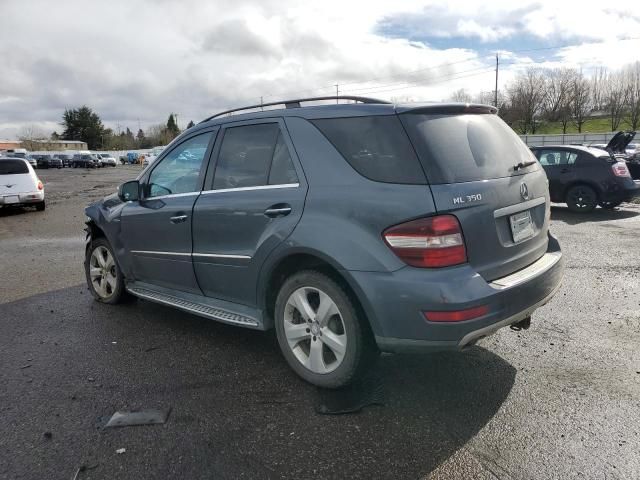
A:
[[260, 96, 264, 111], [335, 83, 339, 103], [494, 53, 499, 108], [174, 113, 179, 130]]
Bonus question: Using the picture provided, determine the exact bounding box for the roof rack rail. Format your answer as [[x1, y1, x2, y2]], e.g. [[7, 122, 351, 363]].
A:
[[200, 95, 392, 123]]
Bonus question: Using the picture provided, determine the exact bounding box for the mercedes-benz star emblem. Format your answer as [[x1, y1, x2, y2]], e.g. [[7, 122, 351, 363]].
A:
[[520, 182, 529, 201]]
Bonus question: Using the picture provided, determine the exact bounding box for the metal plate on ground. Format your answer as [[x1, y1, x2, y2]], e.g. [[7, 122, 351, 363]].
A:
[[105, 408, 171, 428], [315, 375, 385, 415]]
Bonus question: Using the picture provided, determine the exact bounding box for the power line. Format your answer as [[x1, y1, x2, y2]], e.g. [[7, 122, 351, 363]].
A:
[[343, 67, 498, 96], [342, 62, 513, 96], [343, 64, 495, 94], [262, 54, 491, 100]]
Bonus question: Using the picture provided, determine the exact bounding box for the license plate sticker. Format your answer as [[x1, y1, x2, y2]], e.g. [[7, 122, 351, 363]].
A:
[[510, 210, 535, 243], [3, 195, 19, 204]]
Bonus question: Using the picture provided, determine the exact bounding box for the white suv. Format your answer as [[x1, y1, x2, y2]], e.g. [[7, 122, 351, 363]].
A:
[[0, 157, 45, 211]]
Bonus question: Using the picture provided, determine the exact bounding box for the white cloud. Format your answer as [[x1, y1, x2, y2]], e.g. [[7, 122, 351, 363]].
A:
[[0, 0, 639, 138]]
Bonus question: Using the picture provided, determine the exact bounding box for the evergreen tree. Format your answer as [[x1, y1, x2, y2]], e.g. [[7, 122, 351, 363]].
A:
[[137, 128, 145, 141], [167, 114, 180, 137], [186, 120, 195, 129], [61, 106, 106, 149]]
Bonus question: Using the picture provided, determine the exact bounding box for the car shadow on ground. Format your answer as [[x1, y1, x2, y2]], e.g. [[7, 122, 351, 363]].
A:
[[550, 204, 639, 225], [0, 205, 41, 217], [1, 286, 516, 479]]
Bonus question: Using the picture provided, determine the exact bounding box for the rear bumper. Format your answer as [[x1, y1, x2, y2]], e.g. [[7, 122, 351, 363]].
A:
[[601, 179, 640, 203], [622, 180, 640, 201], [0, 191, 44, 206], [348, 233, 564, 353]]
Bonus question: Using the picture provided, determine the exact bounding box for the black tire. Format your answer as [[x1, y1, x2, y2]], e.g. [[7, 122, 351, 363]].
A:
[[274, 270, 377, 389], [84, 237, 129, 304], [598, 200, 622, 209], [565, 184, 598, 213], [35, 201, 45, 211]]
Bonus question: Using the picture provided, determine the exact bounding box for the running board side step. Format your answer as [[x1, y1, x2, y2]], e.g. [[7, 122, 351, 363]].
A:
[[126, 284, 261, 329]]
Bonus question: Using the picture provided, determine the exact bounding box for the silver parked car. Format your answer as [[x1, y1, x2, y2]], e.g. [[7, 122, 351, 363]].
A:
[[96, 153, 117, 167]]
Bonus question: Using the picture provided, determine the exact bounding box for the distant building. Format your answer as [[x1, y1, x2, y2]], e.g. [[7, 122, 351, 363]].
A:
[[0, 139, 88, 151], [0, 140, 21, 150]]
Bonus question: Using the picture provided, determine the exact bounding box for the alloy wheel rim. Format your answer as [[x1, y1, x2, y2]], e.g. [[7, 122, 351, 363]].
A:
[[89, 246, 117, 299], [571, 188, 594, 209], [283, 287, 347, 374]]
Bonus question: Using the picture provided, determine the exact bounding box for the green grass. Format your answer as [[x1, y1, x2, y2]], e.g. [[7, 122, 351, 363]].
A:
[[531, 117, 617, 135]]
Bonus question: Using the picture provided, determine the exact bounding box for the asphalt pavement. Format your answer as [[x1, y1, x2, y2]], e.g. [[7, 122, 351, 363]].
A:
[[1, 167, 639, 479]]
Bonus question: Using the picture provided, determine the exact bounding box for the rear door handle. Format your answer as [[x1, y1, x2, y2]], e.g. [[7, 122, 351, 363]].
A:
[[170, 214, 188, 224], [264, 204, 292, 217]]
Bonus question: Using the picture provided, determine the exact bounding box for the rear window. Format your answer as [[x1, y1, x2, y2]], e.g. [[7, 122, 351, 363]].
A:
[[311, 116, 426, 184], [0, 160, 29, 174], [400, 113, 538, 184]]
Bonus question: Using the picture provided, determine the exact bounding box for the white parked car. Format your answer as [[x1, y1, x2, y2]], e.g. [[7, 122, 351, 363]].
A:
[[142, 146, 165, 167], [0, 157, 45, 211], [96, 153, 117, 167]]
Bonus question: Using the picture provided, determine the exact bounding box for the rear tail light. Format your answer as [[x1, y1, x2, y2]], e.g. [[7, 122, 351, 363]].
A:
[[424, 305, 489, 322], [612, 162, 631, 177], [37, 180, 43, 190], [383, 215, 467, 268]]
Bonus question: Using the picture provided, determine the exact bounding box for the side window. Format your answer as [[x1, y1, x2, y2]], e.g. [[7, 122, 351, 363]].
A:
[[213, 123, 296, 190], [538, 150, 579, 166], [311, 116, 426, 184], [566, 153, 578, 165], [147, 132, 212, 198], [538, 151, 560, 166], [268, 132, 298, 185]]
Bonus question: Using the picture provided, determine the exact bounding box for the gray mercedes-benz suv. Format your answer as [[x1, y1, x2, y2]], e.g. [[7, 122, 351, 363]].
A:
[[84, 96, 564, 388]]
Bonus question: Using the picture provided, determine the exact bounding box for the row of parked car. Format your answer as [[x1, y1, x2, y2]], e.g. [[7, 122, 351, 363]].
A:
[[0, 148, 120, 169]]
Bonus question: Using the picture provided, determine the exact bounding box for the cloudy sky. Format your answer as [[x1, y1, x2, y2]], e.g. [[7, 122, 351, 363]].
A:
[[1, 0, 639, 138]]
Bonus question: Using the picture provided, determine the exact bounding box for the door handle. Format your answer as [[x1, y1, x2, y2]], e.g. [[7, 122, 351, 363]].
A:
[[170, 214, 188, 224], [264, 205, 292, 217], [560, 168, 570, 173]]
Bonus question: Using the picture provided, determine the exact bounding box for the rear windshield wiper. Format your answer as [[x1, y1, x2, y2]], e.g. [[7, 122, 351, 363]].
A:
[[513, 160, 537, 171]]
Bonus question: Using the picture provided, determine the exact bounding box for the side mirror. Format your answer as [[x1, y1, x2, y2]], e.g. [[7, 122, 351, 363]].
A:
[[118, 180, 140, 202]]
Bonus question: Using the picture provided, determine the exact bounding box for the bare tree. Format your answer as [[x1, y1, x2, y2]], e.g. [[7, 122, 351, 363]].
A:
[[449, 88, 472, 103], [506, 68, 546, 133], [543, 69, 574, 119], [18, 125, 49, 151], [590, 67, 608, 112], [571, 73, 591, 133], [623, 62, 640, 130], [604, 71, 628, 131]]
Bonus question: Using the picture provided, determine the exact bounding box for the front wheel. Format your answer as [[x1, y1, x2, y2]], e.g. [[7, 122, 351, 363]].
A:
[[565, 185, 597, 213], [274, 270, 377, 389], [85, 238, 128, 304]]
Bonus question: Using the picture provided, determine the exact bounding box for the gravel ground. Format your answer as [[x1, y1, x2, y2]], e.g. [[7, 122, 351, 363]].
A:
[[1, 167, 639, 480]]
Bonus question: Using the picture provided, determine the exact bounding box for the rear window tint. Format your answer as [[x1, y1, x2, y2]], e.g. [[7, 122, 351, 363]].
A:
[[400, 113, 538, 184], [311, 116, 426, 184], [0, 160, 29, 174]]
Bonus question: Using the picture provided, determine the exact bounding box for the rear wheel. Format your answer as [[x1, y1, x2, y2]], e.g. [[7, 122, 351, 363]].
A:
[[85, 238, 128, 304], [565, 185, 597, 213], [274, 270, 377, 389], [599, 200, 622, 209], [35, 201, 45, 211]]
